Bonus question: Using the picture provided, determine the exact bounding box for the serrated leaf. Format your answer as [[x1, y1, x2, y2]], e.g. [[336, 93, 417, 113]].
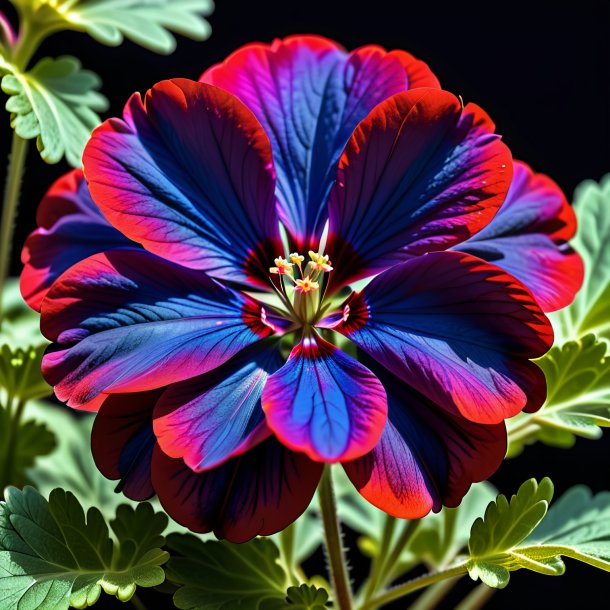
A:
[[550, 175, 610, 343], [518, 486, 610, 572], [166, 533, 288, 609], [0, 404, 56, 489], [1, 55, 107, 165], [467, 478, 553, 588], [0, 487, 169, 609], [15, 0, 214, 54], [285, 584, 329, 608], [507, 334, 610, 455]]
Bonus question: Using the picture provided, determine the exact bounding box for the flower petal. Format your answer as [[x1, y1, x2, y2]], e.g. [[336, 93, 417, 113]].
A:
[[202, 35, 439, 247], [344, 361, 506, 518], [333, 251, 552, 424], [83, 79, 281, 286], [20, 169, 131, 311], [152, 438, 322, 542], [153, 343, 282, 471], [456, 161, 583, 311], [41, 249, 272, 408], [91, 390, 161, 501], [261, 333, 387, 462], [326, 89, 512, 288]]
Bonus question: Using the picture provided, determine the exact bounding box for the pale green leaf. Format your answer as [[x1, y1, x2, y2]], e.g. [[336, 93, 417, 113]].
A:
[[166, 533, 288, 609], [507, 334, 610, 455], [0, 344, 50, 404], [1, 55, 107, 165], [0, 487, 169, 609], [14, 0, 214, 54], [285, 584, 330, 609], [550, 175, 610, 343]]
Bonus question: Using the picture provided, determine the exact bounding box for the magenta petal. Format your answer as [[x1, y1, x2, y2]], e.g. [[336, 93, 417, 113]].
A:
[[83, 79, 282, 286], [334, 251, 552, 424], [456, 161, 584, 311], [152, 438, 323, 542], [153, 344, 282, 471], [326, 89, 512, 289], [202, 35, 439, 247], [262, 333, 387, 462], [344, 361, 506, 518], [20, 169, 131, 311], [41, 249, 272, 408]]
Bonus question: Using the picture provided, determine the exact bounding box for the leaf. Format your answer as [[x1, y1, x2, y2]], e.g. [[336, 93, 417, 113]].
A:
[[467, 478, 554, 588], [550, 175, 610, 343], [507, 334, 610, 455], [0, 403, 56, 489], [1, 55, 107, 166], [0, 344, 50, 404], [13, 0, 214, 54], [0, 487, 169, 609], [285, 584, 329, 609], [166, 533, 289, 609]]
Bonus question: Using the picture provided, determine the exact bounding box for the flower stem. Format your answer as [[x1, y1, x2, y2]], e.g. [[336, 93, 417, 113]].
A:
[[318, 466, 353, 610], [378, 517, 420, 589], [454, 584, 495, 610], [360, 514, 397, 602], [359, 563, 468, 610], [0, 133, 28, 325], [406, 579, 458, 610]]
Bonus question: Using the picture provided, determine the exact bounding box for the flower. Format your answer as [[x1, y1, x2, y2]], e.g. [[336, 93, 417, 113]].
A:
[[22, 36, 579, 542]]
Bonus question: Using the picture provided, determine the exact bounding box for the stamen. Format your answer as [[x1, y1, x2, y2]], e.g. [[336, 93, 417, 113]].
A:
[[308, 250, 333, 273], [295, 276, 319, 293], [269, 256, 293, 276]]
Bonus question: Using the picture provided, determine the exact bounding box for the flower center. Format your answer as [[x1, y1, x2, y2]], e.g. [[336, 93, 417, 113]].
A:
[[269, 250, 333, 325]]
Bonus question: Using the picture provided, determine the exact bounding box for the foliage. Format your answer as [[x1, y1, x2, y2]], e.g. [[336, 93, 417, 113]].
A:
[[467, 479, 610, 588], [0, 487, 169, 609], [166, 534, 289, 610], [0, 56, 107, 166], [550, 175, 610, 343], [285, 584, 329, 609], [10, 0, 214, 55], [507, 334, 610, 454]]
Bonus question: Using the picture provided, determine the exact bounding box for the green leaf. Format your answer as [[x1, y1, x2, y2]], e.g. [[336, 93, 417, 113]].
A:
[[550, 175, 610, 343], [0, 487, 169, 609], [0, 403, 56, 489], [285, 584, 330, 609], [1, 55, 107, 166], [0, 343, 50, 403], [507, 334, 610, 455], [467, 478, 554, 588], [519, 486, 610, 572], [14, 0, 214, 54], [166, 533, 289, 609]]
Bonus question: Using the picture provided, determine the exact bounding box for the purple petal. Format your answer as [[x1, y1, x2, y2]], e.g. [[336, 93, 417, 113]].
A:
[[202, 35, 439, 247], [261, 333, 387, 462], [333, 251, 552, 424], [457, 161, 583, 311], [153, 343, 282, 471], [83, 79, 282, 287], [41, 249, 273, 408], [326, 89, 512, 289]]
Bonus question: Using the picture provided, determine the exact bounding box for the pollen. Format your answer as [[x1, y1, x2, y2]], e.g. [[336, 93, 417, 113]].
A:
[[295, 276, 319, 293], [269, 256, 293, 275]]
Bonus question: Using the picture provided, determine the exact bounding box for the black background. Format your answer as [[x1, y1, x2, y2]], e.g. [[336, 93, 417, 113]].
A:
[[2, 0, 610, 608]]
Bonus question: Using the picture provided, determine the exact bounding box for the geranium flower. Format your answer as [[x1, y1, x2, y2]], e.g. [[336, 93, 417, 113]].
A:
[[22, 36, 580, 542]]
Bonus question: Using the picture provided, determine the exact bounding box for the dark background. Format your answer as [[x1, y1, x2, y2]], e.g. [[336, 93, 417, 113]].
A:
[[2, 0, 610, 608]]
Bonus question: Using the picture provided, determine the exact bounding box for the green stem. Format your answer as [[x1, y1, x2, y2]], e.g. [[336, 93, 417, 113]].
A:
[[1, 398, 25, 489], [129, 593, 148, 610], [361, 515, 397, 602], [406, 579, 457, 610], [454, 584, 495, 610], [279, 522, 299, 585], [0, 133, 28, 325], [378, 518, 420, 588], [318, 466, 353, 610], [359, 564, 468, 610]]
